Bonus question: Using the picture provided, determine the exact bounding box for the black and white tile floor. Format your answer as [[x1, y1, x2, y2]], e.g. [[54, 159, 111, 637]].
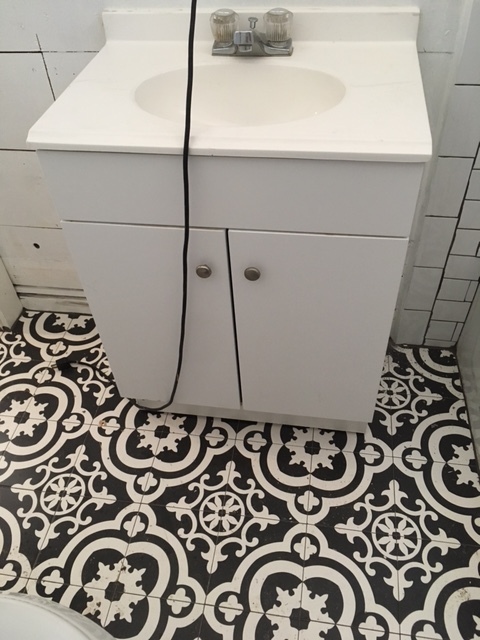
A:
[[0, 311, 479, 639]]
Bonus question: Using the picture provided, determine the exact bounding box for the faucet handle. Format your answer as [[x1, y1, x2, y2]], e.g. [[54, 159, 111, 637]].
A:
[[264, 7, 293, 45], [210, 8, 239, 46]]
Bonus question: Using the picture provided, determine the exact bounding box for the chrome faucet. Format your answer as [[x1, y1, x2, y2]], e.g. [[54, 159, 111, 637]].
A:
[[210, 8, 293, 57]]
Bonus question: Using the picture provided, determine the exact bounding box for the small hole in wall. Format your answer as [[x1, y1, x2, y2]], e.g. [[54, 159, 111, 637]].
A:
[[33, 243, 40, 249]]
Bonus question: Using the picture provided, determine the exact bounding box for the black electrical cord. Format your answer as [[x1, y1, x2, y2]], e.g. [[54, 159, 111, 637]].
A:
[[150, 0, 198, 412], [54, 5, 198, 414]]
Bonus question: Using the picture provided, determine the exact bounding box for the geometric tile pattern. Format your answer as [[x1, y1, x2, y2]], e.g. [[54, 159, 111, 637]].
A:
[[0, 312, 479, 639]]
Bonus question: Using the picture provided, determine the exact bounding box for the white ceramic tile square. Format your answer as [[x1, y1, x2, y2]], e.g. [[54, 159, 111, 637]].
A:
[[394, 309, 430, 345], [425, 320, 456, 341], [0, 54, 54, 150], [415, 0, 467, 53], [459, 200, 480, 229], [418, 52, 454, 136], [451, 228, 480, 256], [424, 157, 473, 218], [431, 299, 471, 322], [476, 149, 480, 170], [0, 1, 40, 51], [414, 217, 457, 267], [32, 0, 105, 51], [466, 280, 478, 302], [439, 86, 480, 158], [456, 0, 480, 85], [404, 267, 442, 311], [437, 278, 470, 301], [467, 170, 480, 200], [452, 322, 464, 342], [0, 226, 82, 288], [445, 254, 480, 280], [0, 151, 59, 228], [43, 52, 97, 98]]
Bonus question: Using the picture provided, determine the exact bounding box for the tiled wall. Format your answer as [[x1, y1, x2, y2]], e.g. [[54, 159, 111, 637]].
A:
[[0, 0, 474, 327], [393, 0, 480, 346]]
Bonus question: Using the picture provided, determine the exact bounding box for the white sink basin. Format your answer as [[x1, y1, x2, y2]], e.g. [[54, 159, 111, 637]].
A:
[[135, 65, 346, 127]]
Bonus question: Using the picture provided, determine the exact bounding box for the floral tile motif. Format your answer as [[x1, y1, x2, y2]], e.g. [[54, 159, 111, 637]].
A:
[[393, 456, 480, 547]]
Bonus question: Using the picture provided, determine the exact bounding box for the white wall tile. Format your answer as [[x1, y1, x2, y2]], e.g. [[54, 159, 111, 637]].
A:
[[0, 2, 40, 51], [439, 86, 480, 158], [456, 0, 480, 84], [43, 52, 98, 99], [445, 254, 480, 280], [467, 171, 480, 200], [0, 54, 54, 150], [459, 201, 480, 228], [424, 157, 473, 217], [432, 299, 471, 322], [466, 281, 478, 302], [451, 228, 480, 256], [414, 217, 457, 267], [426, 320, 456, 341], [437, 278, 470, 301], [394, 309, 430, 345], [475, 150, 480, 170], [418, 53, 454, 137], [404, 267, 442, 311], [0, 151, 59, 228], [0, 227, 82, 289]]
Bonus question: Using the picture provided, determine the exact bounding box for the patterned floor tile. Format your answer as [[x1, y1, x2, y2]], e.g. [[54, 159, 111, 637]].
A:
[[386, 345, 463, 400], [72, 425, 160, 503], [0, 485, 51, 582], [303, 524, 400, 636], [233, 422, 314, 523], [203, 604, 304, 640], [141, 422, 236, 508], [119, 502, 211, 599], [0, 418, 88, 488], [1, 312, 73, 365], [398, 545, 480, 639], [31, 361, 111, 426], [32, 499, 141, 589], [393, 456, 480, 547]]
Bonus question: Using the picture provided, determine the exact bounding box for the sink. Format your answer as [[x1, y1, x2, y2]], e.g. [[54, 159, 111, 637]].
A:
[[135, 65, 346, 127], [26, 8, 432, 161]]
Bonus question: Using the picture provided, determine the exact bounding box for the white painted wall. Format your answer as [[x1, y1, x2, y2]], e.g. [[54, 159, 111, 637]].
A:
[[0, 0, 474, 327]]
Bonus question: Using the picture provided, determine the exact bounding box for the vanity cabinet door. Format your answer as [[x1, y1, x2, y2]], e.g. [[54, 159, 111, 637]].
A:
[[62, 222, 240, 409], [229, 230, 407, 422]]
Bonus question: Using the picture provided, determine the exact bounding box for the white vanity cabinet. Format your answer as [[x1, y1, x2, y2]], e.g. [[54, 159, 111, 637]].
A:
[[37, 149, 425, 431]]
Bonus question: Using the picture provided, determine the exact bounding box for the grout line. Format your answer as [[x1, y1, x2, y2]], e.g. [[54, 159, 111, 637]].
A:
[[36, 34, 56, 101]]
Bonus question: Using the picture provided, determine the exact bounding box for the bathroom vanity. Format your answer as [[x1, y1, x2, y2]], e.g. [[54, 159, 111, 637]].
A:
[[28, 8, 431, 432]]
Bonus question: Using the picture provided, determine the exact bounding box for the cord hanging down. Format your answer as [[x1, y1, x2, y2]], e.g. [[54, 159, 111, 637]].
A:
[[155, 0, 198, 412]]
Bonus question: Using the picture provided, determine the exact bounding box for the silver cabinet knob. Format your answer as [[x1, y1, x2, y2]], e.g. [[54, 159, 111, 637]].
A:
[[196, 265, 212, 278], [244, 267, 261, 281]]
